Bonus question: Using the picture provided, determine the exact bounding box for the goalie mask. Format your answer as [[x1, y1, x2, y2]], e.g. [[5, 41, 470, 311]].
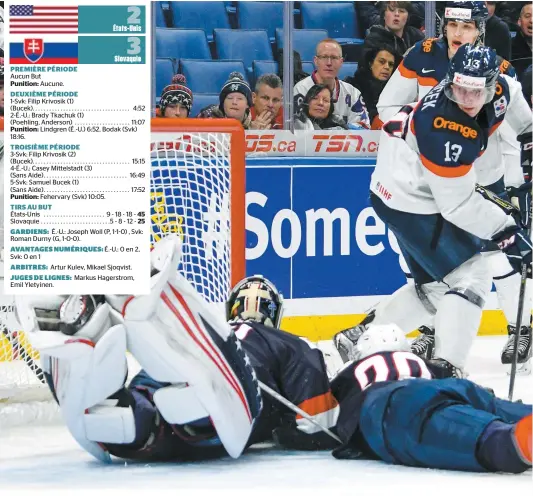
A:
[[226, 275, 284, 328]]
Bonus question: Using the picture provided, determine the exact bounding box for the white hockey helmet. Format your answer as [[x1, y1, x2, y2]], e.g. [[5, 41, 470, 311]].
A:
[[354, 323, 410, 361], [226, 275, 284, 328]]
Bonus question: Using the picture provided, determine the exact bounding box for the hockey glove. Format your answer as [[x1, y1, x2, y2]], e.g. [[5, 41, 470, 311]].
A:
[[506, 182, 532, 230], [518, 132, 532, 182], [475, 184, 522, 226], [492, 225, 532, 276]]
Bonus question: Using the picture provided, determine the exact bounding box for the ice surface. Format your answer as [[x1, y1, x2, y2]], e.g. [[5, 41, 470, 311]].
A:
[[1, 336, 531, 496]]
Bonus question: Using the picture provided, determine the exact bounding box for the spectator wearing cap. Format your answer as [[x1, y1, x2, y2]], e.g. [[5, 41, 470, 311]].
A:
[[197, 72, 253, 129], [485, 2, 512, 60], [364, 1, 424, 56], [511, 3, 532, 79], [294, 84, 349, 131], [345, 45, 401, 129], [250, 74, 283, 130], [159, 74, 193, 118], [294, 39, 370, 128]]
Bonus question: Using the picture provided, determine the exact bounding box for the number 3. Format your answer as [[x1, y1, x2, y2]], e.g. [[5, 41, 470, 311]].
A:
[[444, 141, 462, 162]]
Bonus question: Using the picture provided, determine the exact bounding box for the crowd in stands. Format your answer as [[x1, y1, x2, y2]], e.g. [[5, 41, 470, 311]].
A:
[[154, 1, 532, 131]]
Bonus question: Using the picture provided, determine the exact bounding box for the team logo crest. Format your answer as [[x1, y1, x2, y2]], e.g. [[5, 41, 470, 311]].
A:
[[24, 38, 44, 63], [493, 96, 507, 117]]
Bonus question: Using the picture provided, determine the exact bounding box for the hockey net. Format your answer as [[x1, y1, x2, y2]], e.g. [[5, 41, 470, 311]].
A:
[[0, 119, 246, 424]]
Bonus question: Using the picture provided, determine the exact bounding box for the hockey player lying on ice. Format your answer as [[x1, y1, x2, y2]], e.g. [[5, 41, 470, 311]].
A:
[[14, 235, 532, 473]]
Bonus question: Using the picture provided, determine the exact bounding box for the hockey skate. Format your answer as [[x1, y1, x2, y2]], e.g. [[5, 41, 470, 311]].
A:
[[427, 358, 466, 379], [410, 325, 435, 360], [502, 325, 532, 376], [333, 311, 375, 363]]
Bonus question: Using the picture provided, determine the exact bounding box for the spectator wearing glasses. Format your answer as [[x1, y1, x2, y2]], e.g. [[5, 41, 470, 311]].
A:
[[345, 45, 401, 129], [294, 39, 370, 129], [250, 74, 284, 130], [294, 84, 349, 131], [364, 1, 424, 56]]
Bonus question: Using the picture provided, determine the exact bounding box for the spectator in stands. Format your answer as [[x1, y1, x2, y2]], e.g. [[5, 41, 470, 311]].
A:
[[485, 2, 512, 60], [197, 72, 253, 129], [358, 1, 425, 32], [364, 1, 424, 56], [511, 2, 532, 78], [344, 45, 401, 129], [294, 39, 370, 128], [159, 74, 193, 118], [294, 84, 348, 131], [250, 74, 283, 130]]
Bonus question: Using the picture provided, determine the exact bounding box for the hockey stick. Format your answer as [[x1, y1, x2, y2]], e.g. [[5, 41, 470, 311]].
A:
[[257, 380, 342, 444], [508, 203, 532, 400]]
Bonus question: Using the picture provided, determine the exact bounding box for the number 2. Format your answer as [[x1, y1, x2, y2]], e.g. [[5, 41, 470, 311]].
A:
[[127, 6, 141, 24], [444, 141, 462, 162]]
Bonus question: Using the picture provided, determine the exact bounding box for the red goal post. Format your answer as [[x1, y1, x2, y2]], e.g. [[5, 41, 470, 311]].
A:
[[150, 118, 246, 301]]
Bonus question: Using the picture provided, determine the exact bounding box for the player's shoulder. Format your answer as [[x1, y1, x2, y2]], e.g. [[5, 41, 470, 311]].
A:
[[403, 37, 447, 67], [497, 56, 517, 79]]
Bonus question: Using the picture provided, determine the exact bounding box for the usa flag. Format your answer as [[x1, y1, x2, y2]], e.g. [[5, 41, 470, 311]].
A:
[[9, 5, 78, 34]]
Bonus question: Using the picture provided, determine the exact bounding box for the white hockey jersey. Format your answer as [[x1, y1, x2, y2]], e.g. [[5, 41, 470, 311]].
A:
[[371, 76, 531, 241], [377, 37, 526, 189], [294, 72, 370, 128]]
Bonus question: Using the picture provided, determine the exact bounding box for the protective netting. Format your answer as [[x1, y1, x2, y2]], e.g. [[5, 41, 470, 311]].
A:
[[151, 131, 233, 304]]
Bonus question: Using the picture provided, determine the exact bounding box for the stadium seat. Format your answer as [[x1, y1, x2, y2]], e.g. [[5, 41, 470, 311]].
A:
[[169, 1, 230, 42], [155, 2, 167, 27], [300, 2, 364, 44], [337, 62, 358, 81], [214, 29, 273, 81], [252, 60, 279, 87], [156, 58, 176, 97], [156, 28, 211, 60], [237, 2, 284, 43], [302, 61, 315, 75], [179, 59, 248, 93], [191, 93, 220, 117], [275, 28, 328, 62]]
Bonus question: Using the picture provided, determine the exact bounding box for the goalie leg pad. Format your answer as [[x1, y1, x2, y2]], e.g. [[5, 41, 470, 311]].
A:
[[124, 236, 261, 458], [50, 324, 130, 462], [153, 384, 210, 425]]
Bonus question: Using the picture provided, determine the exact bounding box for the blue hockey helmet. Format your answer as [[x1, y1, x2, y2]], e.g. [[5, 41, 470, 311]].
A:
[[440, 1, 489, 44], [226, 275, 284, 328], [444, 44, 500, 107]]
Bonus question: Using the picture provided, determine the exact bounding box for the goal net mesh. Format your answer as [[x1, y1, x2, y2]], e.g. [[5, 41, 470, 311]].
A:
[[0, 123, 243, 412]]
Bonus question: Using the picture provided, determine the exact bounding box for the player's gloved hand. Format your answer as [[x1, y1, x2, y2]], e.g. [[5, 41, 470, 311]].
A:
[[506, 182, 532, 230], [518, 132, 532, 182], [492, 225, 532, 276]]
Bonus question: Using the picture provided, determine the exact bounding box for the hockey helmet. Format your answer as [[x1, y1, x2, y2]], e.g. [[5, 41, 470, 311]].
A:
[[354, 324, 410, 362], [444, 44, 500, 107], [440, 1, 489, 45], [226, 275, 284, 328]]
